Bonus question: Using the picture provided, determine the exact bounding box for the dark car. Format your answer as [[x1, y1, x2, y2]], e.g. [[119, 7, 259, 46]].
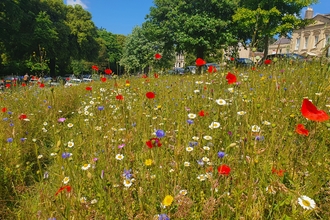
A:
[[168, 67, 185, 75], [184, 66, 196, 74], [236, 58, 254, 67], [205, 63, 221, 72], [258, 53, 307, 65]]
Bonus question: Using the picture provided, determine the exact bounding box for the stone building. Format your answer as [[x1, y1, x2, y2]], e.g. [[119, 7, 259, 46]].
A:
[[290, 7, 330, 57]]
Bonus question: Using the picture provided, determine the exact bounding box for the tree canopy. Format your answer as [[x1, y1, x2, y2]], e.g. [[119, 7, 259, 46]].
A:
[[233, 0, 319, 57], [144, 0, 239, 60]]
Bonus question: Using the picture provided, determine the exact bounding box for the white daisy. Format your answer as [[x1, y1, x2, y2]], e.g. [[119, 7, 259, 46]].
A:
[[251, 125, 260, 132], [115, 154, 124, 160], [186, 147, 194, 152], [188, 113, 196, 119], [81, 164, 91, 170], [123, 179, 132, 188], [215, 99, 227, 106], [197, 174, 207, 181], [203, 135, 212, 140], [237, 111, 246, 116], [203, 146, 210, 151], [62, 176, 70, 184], [209, 122, 220, 129], [184, 162, 190, 167], [298, 195, 316, 210], [262, 121, 271, 125], [67, 141, 74, 148], [67, 123, 74, 128], [179, 190, 188, 196]]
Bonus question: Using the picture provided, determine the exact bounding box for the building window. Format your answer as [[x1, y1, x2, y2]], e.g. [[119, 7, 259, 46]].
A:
[[295, 38, 300, 50], [304, 37, 309, 49], [325, 35, 330, 47], [314, 36, 319, 48]]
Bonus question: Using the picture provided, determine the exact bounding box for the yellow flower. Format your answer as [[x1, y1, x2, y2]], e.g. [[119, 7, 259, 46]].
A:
[[145, 159, 153, 166], [162, 195, 174, 207]]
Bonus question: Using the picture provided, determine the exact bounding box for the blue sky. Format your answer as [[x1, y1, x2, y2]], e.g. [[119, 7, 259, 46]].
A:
[[65, 0, 330, 36]]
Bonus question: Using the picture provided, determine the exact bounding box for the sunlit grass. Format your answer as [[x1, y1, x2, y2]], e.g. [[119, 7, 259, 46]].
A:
[[1, 60, 330, 219]]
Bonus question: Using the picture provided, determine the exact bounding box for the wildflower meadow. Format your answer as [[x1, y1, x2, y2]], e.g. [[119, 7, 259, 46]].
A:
[[1, 58, 330, 219]]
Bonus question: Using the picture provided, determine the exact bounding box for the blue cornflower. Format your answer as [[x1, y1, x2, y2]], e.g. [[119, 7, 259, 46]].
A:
[[156, 129, 165, 138], [197, 159, 204, 166], [61, 152, 72, 159], [187, 119, 194, 124], [98, 106, 104, 111], [123, 169, 132, 179], [20, 138, 26, 142], [158, 214, 170, 220], [9, 123, 14, 127], [217, 151, 225, 158], [255, 136, 265, 141], [7, 138, 13, 143], [189, 141, 198, 147]]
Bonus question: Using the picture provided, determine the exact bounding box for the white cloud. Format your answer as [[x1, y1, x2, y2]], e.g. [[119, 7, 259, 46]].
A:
[[66, 0, 88, 9]]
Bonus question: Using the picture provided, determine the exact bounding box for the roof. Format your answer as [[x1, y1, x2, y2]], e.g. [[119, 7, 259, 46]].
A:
[[272, 38, 291, 45]]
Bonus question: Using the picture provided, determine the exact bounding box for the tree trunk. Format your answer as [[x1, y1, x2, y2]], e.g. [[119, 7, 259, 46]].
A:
[[196, 47, 205, 74], [49, 57, 56, 77], [263, 35, 269, 60]]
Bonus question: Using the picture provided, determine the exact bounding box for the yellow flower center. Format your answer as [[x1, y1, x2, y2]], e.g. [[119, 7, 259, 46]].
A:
[[302, 199, 311, 207]]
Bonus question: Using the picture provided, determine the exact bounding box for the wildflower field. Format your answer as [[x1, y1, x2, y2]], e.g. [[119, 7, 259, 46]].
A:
[[1, 59, 330, 219]]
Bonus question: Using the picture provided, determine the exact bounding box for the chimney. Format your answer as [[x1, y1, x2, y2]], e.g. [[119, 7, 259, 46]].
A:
[[305, 7, 313, 19]]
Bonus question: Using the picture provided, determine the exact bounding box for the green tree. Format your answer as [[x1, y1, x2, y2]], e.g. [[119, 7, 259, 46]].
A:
[[120, 26, 175, 74], [144, 0, 239, 61], [232, 0, 318, 58]]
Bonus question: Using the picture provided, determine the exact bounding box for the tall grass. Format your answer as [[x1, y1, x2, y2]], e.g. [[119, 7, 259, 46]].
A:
[[1, 59, 330, 219]]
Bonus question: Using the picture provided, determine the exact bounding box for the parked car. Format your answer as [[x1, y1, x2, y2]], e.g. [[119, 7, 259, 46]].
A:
[[184, 66, 196, 74], [205, 63, 221, 72], [236, 58, 254, 67], [258, 53, 307, 65], [64, 78, 82, 87], [168, 67, 185, 75]]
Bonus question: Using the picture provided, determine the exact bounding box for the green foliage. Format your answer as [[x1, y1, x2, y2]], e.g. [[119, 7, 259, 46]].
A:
[[232, 0, 319, 55], [120, 26, 175, 73], [144, 0, 239, 59]]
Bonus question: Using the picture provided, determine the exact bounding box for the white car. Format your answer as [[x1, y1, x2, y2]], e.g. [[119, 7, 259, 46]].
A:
[[64, 79, 82, 87]]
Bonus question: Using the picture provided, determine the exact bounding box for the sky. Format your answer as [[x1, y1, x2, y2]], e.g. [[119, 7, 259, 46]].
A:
[[65, 0, 330, 36]]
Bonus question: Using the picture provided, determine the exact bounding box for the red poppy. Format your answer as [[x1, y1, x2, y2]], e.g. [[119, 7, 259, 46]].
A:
[[251, 66, 256, 71], [154, 73, 159, 78], [19, 114, 27, 120], [218, 164, 231, 175], [272, 167, 285, 177], [207, 65, 217, 73], [301, 99, 329, 122], [104, 68, 112, 74], [101, 77, 107, 82], [116, 94, 124, 100], [155, 53, 162, 59], [295, 124, 309, 136], [199, 110, 206, 116], [126, 80, 130, 84], [196, 58, 206, 67], [146, 138, 162, 149], [22, 83, 26, 87], [230, 57, 235, 61], [86, 86, 92, 91], [92, 65, 99, 71], [142, 74, 148, 78], [226, 72, 237, 84], [146, 92, 155, 99], [39, 83, 45, 88], [264, 59, 271, 65], [55, 185, 71, 196], [1, 107, 7, 113], [6, 84, 10, 88]]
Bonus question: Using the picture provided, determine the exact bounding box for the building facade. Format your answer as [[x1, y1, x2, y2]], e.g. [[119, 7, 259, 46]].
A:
[[290, 8, 330, 57]]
